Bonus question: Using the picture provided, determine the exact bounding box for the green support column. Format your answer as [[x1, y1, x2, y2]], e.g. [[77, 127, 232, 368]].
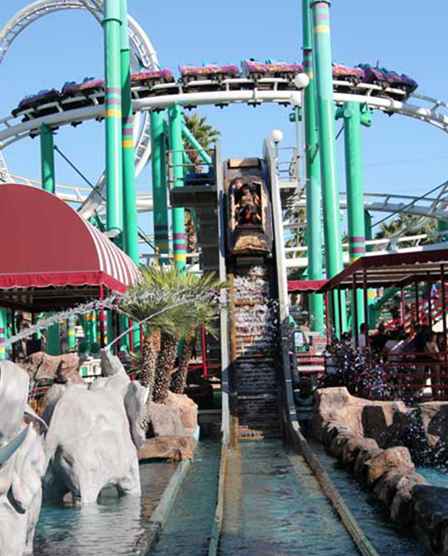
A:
[[67, 317, 77, 352], [168, 105, 186, 271], [40, 124, 56, 193], [120, 0, 138, 262], [151, 111, 170, 263], [303, 0, 324, 333], [364, 209, 373, 252], [343, 101, 366, 328], [0, 309, 6, 360], [47, 322, 61, 356], [311, 0, 346, 335], [103, 0, 123, 237]]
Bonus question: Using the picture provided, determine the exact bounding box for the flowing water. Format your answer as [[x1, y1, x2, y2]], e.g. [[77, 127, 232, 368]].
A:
[[418, 466, 448, 488], [150, 440, 221, 555], [34, 460, 176, 556], [219, 440, 358, 556], [311, 442, 429, 555]]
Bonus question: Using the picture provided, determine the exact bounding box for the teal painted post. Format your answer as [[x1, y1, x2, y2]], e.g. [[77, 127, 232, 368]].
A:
[[364, 209, 373, 252], [103, 0, 123, 237], [0, 309, 6, 360], [40, 124, 56, 193], [181, 125, 212, 165], [119, 0, 137, 351], [303, 0, 324, 333], [311, 0, 346, 335], [40, 125, 61, 354], [67, 317, 77, 352], [168, 105, 186, 271], [47, 322, 61, 356], [120, 0, 138, 262], [343, 101, 366, 327], [151, 111, 170, 263]]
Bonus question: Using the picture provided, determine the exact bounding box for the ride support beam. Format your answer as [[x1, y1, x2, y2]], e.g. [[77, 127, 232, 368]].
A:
[[67, 317, 77, 352], [181, 125, 213, 166], [103, 0, 124, 237], [311, 0, 346, 335], [343, 101, 366, 328], [302, 0, 324, 333], [0, 309, 6, 361], [120, 0, 138, 263], [47, 321, 61, 356], [40, 124, 56, 194], [168, 104, 186, 271], [151, 110, 170, 263]]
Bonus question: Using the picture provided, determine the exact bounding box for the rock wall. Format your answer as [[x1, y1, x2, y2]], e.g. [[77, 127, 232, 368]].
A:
[[313, 387, 448, 466], [315, 387, 448, 554]]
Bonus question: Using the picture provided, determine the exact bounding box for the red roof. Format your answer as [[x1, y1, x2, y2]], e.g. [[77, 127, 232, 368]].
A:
[[319, 248, 448, 292], [288, 279, 328, 293], [0, 184, 139, 310]]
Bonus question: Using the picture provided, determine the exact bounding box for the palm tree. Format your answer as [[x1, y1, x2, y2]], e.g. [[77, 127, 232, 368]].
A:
[[153, 271, 223, 403], [120, 266, 180, 401], [184, 113, 220, 169], [170, 274, 221, 395], [121, 265, 223, 404]]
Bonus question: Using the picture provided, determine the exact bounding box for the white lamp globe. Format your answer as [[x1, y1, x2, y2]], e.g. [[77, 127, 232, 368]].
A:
[[293, 73, 310, 89], [271, 129, 284, 144]]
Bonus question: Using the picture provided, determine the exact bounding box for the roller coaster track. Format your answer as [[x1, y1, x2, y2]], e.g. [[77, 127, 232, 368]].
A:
[[0, 80, 448, 217], [0, 0, 159, 219]]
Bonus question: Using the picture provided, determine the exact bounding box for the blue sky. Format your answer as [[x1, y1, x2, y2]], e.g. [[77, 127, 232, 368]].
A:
[[0, 0, 447, 234]]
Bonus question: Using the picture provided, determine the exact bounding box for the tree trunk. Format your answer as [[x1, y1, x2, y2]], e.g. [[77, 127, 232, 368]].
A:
[[171, 338, 193, 394], [153, 332, 178, 404], [141, 329, 160, 398]]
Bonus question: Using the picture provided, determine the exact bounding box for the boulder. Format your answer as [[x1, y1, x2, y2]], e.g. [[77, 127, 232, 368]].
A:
[[418, 402, 448, 449], [21, 352, 82, 386], [390, 473, 428, 527], [328, 432, 356, 460], [313, 387, 409, 447], [373, 470, 409, 507], [342, 437, 379, 469], [138, 437, 196, 461], [149, 400, 187, 437], [165, 391, 198, 436], [353, 445, 382, 482], [413, 485, 448, 553], [366, 447, 415, 486]]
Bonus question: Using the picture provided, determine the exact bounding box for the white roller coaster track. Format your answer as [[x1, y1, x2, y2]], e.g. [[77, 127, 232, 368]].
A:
[[1, 86, 448, 219], [0, 0, 159, 219]]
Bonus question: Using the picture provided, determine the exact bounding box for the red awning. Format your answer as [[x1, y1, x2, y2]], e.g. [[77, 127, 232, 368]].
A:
[[288, 279, 328, 293], [0, 184, 139, 310]]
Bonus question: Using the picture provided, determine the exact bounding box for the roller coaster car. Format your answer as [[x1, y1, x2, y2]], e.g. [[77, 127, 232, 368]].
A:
[[61, 78, 104, 98], [357, 64, 388, 87], [131, 69, 175, 87], [12, 89, 61, 119], [241, 59, 304, 81], [179, 64, 240, 84], [332, 64, 364, 84], [226, 172, 273, 257]]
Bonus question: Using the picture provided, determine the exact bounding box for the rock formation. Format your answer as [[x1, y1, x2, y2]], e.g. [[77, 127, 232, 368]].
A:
[[43, 351, 147, 505], [0, 361, 47, 556]]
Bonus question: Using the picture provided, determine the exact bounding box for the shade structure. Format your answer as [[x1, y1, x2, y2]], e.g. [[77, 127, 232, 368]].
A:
[[0, 184, 139, 310], [319, 249, 448, 292]]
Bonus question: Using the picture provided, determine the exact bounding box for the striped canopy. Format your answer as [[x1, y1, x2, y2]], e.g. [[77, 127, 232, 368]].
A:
[[0, 184, 139, 310]]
